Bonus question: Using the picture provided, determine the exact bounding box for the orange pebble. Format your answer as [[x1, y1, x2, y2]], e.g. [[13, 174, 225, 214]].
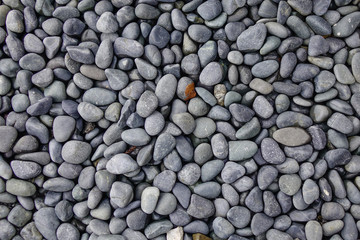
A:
[[184, 82, 196, 101]]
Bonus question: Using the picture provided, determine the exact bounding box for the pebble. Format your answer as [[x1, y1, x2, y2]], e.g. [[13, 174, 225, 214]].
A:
[[197, 0, 222, 21], [333, 12, 360, 38], [114, 37, 144, 58], [229, 140, 258, 161], [261, 138, 285, 164], [334, 64, 356, 84], [327, 112, 354, 134], [110, 181, 133, 208], [273, 127, 311, 147], [0, 126, 18, 153], [61, 140, 91, 164], [136, 90, 158, 118], [187, 194, 215, 219], [199, 62, 224, 86], [279, 174, 302, 196], [33, 207, 60, 240], [251, 60, 279, 78], [237, 23, 267, 51], [251, 213, 274, 236]]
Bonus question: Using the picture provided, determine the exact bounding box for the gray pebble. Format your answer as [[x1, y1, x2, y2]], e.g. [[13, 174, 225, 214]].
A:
[[237, 23, 267, 51]]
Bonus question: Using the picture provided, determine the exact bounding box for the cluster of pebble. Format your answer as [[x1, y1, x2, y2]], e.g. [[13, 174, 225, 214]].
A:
[[1, 0, 360, 239]]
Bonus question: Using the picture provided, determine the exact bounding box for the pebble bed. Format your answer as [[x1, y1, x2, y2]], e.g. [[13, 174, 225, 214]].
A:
[[1, 0, 360, 239]]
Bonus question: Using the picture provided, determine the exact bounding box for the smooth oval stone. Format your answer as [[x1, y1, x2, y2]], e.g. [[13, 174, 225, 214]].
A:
[[251, 60, 279, 78], [314, 70, 336, 93], [135, 3, 160, 19], [11, 160, 41, 180], [273, 127, 311, 147], [43, 177, 75, 192], [279, 174, 302, 196], [121, 128, 151, 146], [201, 160, 224, 182], [178, 163, 200, 185], [114, 37, 144, 58], [249, 78, 273, 95], [53, 116, 75, 142], [136, 90, 158, 118], [194, 182, 221, 199], [193, 117, 216, 138], [305, 221, 323, 240], [323, 220, 344, 236], [302, 179, 319, 204], [6, 178, 36, 197], [197, 0, 222, 21], [229, 140, 258, 161], [61, 140, 92, 164], [19, 53, 45, 71], [188, 24, 212, 43], [221, 161, 245, 183], [333, 12, 360, 38], [141, 186, 160, 214], [155, 74, 177, 106], [253, 95, 274, 119], [144, 220, 173, 239], [83, 88, 117, 106], [321, 202, 345, 220], [334, 64, 356, 84], [261, 138, 285, 164], [77, 102, 104, 122], [106, 154, 139, 175], [153, 133, 176, 161], [110, 181, 133, 208], [199, 62, 224, 86], [308, 35, 329, 57], [105, 69, 129, 91]]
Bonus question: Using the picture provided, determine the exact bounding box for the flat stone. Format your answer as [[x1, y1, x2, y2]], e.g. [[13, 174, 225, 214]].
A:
[[61, 140, 91, 164], [33, 207, 60, 240], [110, 181, 133, 208], [237, 23, 267, 52], [187, 194, 215, 219], [333, 12, 360, 38], [327, 112, 354, 134], [229, 140, 258, 161], [6, 178, 36, 197], [197, 0, 222, 21], [279, 174, 302, 196], [199, 62, 224, 86], [273, 127, 311, 147], [0, 126, 18, 153], [251, 213, 274, 236], [106, 154, 139, 175], [261, 138, 286, 164]]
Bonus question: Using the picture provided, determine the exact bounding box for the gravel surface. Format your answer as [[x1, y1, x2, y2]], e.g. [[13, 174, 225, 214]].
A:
[[1, 0, 360, 240]]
